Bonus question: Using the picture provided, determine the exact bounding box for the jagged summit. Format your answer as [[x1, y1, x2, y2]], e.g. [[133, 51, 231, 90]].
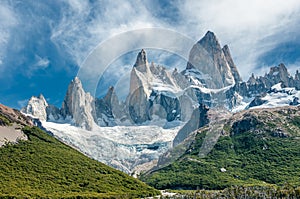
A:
[[186, 31, 235, 89], [21, 94, 48, 121], [222, 45, 242, 83], [198, 31, 221, 50], [61, 77, 94, 130], [104, 86, 115, 102], [72, 76, 81, 85], [133, 49, 150, 74], [134, 49, 147, 67], [245, 63, 295, 95]]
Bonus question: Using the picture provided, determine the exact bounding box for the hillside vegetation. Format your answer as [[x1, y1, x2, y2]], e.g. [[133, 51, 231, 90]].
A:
[[0, 123, 159, 198], [141, 106, 300, 191]]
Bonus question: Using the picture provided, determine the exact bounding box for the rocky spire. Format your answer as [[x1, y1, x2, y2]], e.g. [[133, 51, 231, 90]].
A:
[[61, 77, 94, 130], [198, 31, 221, 51], [94, 86, 120, 127], [295, 70, 300, 80], [104, 86, 116, 102], [266, 63, 290, 87], [21, 94, 48, 121], [247, 73, 257, 85], [129, 49, 152, 95], [134, 49, 147, 66], [222, 45, 242, 83], [127, 50, 154, 123], [186, 31, 235, 88], [133, 49, 150, 73]]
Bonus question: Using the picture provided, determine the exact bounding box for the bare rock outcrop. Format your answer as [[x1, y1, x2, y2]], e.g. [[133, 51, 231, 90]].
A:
[[61, 77, 94, 130], [186, 31, 236, 88]]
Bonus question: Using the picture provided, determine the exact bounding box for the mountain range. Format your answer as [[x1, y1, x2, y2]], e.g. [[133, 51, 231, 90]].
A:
[[21, 31, 300, 176]]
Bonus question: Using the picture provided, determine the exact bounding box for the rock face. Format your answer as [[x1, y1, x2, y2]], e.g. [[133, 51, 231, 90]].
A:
[[243, 63, 294, 97], [247, 95, 267, 108], [231, 113, 261, 135], [294, 70, 300, 89], [95, 86, 121, 126], [0, 104, 32, 147], [222, 45, 242, 83], [173, 104, 209, 147], [186, 31, 237, 88], [126, 49, 184, 124], [149, 91, 181, 121], [21, 94, 48, 121], [46, 105, 61, 121], [61, 77, 94, 130], [127, 50, 152, 123]]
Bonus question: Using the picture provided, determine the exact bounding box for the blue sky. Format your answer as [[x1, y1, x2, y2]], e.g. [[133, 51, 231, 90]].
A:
[[0, 0, 300, 109]]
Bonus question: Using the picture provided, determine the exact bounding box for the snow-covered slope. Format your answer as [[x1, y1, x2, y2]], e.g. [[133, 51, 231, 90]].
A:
[[42, 120, 183, 175], [249, 83, 300, 109], [232, 83, 300, 111]]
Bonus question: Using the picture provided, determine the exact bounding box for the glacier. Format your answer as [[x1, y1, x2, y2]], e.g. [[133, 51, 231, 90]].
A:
[[42, 120, 183, 175]]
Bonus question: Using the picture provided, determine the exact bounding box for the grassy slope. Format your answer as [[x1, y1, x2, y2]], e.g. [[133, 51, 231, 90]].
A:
[[0, 126, 159, 198], [141, 107, 300, 190]]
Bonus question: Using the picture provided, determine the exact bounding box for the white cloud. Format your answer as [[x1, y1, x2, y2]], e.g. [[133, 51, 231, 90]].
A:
[[50, 0, 162, 67], [25, 55, 50, 77], [2, 0, 299, 83], [35, 56, 50, 69]]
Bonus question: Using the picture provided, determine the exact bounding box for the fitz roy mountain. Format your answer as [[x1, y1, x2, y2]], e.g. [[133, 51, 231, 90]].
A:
[[22, 31, 300, 174]]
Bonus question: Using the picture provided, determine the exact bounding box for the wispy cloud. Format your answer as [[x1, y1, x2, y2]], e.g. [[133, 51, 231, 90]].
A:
[[49, 0, 300, 82], [0, 2, 18, 75], [35, 57, 50, 69], [25, 55, 50, 78], [50, 0, 161, 66]]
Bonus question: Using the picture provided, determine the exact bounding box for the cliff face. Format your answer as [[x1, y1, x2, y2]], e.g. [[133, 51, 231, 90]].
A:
[[222, 45, 242, 83], [186, 31, 238, 89], [95, 86, 121, 126], [61, 77, 94, 130], [21, 94, 48, 121], [124, 49, 150, 124]]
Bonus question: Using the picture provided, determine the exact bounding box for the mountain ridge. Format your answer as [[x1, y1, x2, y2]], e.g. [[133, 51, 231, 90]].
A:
[[21, 31, 300, 175]]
